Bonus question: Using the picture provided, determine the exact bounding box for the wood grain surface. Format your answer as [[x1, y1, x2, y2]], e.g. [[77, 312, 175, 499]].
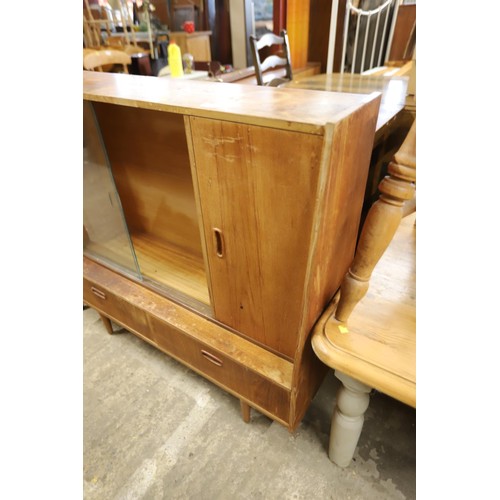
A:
[[189, 116, 323, 359], [283, 73, 408, 133], [83, 71, 382, 135], [313, 213, 416, 407]]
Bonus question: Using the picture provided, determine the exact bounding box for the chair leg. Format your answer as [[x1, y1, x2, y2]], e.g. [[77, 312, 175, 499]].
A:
[[329, 371, 371, 467]]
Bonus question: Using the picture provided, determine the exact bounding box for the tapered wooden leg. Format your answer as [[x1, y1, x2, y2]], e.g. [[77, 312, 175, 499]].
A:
[[329, 371, 371, 467], [240, 400, 251, 423], [83, 225, 90, 247], [98, 313, 114, 335]]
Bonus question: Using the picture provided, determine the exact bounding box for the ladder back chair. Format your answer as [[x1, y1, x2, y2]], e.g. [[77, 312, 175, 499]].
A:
[[249, 30, 293, 87]]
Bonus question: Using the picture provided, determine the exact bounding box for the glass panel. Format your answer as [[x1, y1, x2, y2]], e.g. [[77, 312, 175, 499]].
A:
[[83, 101, 141, 278]]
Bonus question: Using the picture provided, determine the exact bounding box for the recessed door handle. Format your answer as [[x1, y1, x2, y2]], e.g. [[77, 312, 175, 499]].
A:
[[213, 228, 224, 258]]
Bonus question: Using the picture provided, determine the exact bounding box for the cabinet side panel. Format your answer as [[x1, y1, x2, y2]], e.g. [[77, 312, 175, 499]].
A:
[[190, 117, 323, 359], [305, 98, 380, 328], [290, 97, 380, 426]]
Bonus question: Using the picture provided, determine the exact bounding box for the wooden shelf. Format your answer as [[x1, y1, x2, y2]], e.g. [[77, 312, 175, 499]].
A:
[[131, 232, 210, 306], [85, 232, 210, 307]]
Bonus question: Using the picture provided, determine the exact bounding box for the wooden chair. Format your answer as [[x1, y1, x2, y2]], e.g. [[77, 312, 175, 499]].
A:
[[83, 48, 99, 61], [104, 35, 151, 56], [249, 30, 293, 87], [83, 49, 132, 74], [312, 119, 416, 467]]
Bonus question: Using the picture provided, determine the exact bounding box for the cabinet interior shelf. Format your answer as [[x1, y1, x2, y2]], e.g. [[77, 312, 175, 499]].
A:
[[131, 232, 210, 305], [85, 233, 210, 307]]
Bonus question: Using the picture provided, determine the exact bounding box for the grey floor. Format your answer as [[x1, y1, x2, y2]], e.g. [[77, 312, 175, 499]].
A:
[[83, 307, 416, 500]]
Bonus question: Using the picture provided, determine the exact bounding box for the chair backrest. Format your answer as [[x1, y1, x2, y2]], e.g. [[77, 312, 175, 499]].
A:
[[104, 35, 151, 56], [83, 49, 132, 74], [83, 48, 99, 60], [249, 30, 293, 87], [341, 0, 400, 74]]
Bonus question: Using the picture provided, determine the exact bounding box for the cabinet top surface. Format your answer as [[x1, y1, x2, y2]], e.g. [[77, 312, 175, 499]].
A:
[[83, 71, 380, 134]]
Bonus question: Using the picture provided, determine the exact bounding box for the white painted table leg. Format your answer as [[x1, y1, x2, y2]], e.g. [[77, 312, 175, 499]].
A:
[[329, 371, 372, 467]]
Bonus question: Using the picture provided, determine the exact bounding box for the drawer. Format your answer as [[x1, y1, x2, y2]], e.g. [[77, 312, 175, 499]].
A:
[[83, 257, 293, 426], [148, 314, 291, 424], [83, 277, 154, 344]]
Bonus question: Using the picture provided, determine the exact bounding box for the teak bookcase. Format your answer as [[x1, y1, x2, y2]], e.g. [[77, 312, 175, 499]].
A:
[[83, 71, 380, 430]]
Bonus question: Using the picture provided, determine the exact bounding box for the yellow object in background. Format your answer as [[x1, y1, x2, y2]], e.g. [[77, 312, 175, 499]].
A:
[[168, 41, 184, 77]]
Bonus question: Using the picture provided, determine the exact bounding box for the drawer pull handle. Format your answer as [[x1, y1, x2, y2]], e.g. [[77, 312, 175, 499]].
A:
[[91, 287, 106, 300], [213, 228, 224, 258], [201, 350, 223, 367]]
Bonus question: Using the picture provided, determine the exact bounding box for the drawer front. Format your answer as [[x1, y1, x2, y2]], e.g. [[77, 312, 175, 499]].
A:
[[148, 314, 290, 424], [83, 277, 154, 343]]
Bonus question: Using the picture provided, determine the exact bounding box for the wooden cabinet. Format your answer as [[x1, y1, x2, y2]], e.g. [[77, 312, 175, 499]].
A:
[[83, 71, 380, 430], [168, 31, 212, 62]]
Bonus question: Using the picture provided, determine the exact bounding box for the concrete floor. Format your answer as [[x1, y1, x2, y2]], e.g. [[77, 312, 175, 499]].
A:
[[83, 307, 416, 499]]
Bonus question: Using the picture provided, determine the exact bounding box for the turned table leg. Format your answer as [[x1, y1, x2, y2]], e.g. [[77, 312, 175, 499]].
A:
[[329, 371, 371, 467], [98, 313, 114, 335], [240, 400, 251, 423]]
